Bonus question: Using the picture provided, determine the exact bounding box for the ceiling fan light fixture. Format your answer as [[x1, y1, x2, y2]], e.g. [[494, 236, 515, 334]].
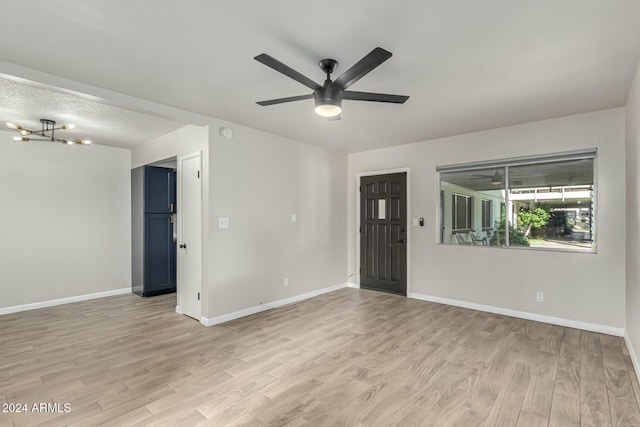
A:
[[314, 102, 342, 118]]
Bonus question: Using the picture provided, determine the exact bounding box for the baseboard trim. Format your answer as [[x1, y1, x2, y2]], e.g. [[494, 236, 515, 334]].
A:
[[0, 288, 131, 316], [409, 292, 625, 337], [175, 306, 183, 315], [200, 282, 349, 327], [346, 282, 360, 289], [624, 332, 640, 386]]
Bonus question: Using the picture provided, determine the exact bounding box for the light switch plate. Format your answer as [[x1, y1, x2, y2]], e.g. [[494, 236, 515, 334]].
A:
[[291, 213, 297, 223], [218, 217, 229, 229]]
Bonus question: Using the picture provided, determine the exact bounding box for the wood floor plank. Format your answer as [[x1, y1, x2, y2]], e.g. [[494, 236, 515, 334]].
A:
[[603, 366, 640, 426], [601, 335, 627, 371], [581, 353, 613, 426], [520, 375, 555, 419], [549, 342, 581, 427], [482, 362, 531, 427], [516, 412, 549, 427], [1, 289, 639, 426]]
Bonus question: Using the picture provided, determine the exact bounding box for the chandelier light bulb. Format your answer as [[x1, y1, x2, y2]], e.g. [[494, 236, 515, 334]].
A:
[[6, 122, 18, 130], [82, 139, 92, 146], [13, 136, 28, 142], [66, 140, 74, 145], [62, 124, 75, 130]]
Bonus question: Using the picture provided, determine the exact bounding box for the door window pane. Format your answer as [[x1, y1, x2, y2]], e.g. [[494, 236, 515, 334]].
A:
[[378, 199, 386, 219]]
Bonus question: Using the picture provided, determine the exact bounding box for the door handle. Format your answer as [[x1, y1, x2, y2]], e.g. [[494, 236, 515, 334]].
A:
[[179, 243, 187, 249], [396, 238, 406, 244]]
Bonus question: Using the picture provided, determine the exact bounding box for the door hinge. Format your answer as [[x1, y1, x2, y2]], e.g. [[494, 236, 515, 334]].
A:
[[197, 292, 200, 301], [197, 170, 200, 179], [170, 215, 174, 224]]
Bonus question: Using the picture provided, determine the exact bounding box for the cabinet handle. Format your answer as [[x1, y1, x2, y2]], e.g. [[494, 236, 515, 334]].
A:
[[169, 203, 174, 213]]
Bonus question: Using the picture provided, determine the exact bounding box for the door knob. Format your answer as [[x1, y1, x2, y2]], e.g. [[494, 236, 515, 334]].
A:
[[179, 243, 187, 249], [396, 238, 406, 244]]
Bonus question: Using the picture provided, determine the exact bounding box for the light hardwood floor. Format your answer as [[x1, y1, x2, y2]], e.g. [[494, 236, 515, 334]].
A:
[[1, 288, 639, 426]]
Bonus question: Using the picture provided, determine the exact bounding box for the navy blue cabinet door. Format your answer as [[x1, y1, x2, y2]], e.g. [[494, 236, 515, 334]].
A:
[[144, 214, 175, 294], [145, 167, 176, 214]]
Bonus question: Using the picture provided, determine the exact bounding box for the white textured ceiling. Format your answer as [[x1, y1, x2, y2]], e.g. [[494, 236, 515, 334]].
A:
[[0, 76, 184, 149], [1, 1, 639, 153]]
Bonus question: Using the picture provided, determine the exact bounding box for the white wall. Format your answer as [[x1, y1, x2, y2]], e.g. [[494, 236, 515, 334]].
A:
[[208, 123, 348, 318], [348, 108, 626, 329], [625, 60, 640, 374], [0, 131, 131, 309], [131, 124, 208, 169]]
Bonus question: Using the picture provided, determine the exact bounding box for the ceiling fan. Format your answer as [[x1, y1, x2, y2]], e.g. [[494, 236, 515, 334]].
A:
[[254, 47, 409, 119], [470, 169, 505, 185]]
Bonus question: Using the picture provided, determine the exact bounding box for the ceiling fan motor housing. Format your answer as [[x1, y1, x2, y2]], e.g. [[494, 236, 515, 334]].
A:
[[315, 85, 343, 106]]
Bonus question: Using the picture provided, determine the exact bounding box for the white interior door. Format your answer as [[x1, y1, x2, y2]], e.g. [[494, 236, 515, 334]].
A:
[[177, 151, 202, 320]]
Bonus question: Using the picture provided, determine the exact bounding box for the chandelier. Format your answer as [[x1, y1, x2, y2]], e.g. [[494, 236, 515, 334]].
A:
[[6, 119, 92, 146]]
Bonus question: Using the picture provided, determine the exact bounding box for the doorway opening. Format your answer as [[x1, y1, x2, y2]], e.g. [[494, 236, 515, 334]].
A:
[[131, 151, 204, 322], [131, 157, 177, 300]]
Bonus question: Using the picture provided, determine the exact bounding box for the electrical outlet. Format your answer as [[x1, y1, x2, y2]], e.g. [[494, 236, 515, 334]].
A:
[[284, 277, 289, 287], [536, 292, 544, 303]]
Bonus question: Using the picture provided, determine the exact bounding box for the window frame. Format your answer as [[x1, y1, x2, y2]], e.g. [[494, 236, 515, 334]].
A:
[[437, 149, 597, 253]]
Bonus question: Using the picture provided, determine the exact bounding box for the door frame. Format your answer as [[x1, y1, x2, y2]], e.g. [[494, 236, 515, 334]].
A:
[[356, 167, 411, 297], [176, 150, 203, 319]]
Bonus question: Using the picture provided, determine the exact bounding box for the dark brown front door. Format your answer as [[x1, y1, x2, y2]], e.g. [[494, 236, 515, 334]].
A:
[[360, 172, 407, 296]]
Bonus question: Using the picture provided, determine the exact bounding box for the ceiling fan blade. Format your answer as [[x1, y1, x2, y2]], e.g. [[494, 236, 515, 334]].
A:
[[343, 91, 409, 103], [332, 47, 392, 90], [256, 94, 314, 106], [254, 54, 321, 91]]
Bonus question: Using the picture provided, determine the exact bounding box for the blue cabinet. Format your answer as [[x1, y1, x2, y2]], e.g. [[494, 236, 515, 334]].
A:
[[132, 166, 177, 297], [145, 166, 176, 214]]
